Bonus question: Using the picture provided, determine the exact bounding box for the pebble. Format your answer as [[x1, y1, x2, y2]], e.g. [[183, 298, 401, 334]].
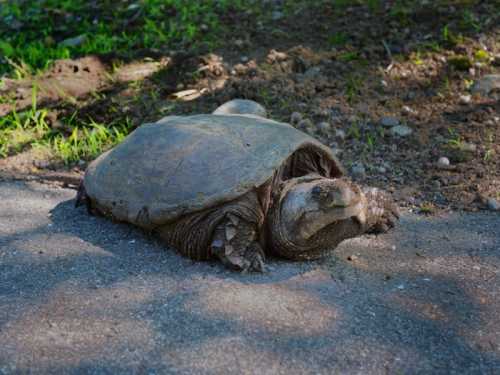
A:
[[234, 39, 245, 48], [461, 142, 477, 152], [351, 162, 366, 178], [487, 198, 500, 211], [316, 121, 330, 134], [390, 125, 413, 137], [432, 180, 441, 189], [402, 105, 416, 115], [471, 74, 500, 96], [304, 67, 321, 79], [459, 94, 471, 104], [59, 34, 87, 47], [34, 160, 50, 169], [297, 119, 315, 133], [437, 157, 450, 169], [334, 129, 346, 141], [380, 116, 400, 127], [377, 166, 387, 173], [271, 11, 284, 20], [290, 112, 303, 125]]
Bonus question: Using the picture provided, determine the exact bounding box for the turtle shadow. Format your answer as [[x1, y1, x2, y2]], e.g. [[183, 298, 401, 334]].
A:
[[47, 198, 312, 284]]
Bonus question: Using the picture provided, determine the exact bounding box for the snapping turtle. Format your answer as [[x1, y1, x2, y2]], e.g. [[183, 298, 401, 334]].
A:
[[76, 100, 398, 272]]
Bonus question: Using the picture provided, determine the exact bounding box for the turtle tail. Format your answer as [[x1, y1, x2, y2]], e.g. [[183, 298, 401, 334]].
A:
[[75, 181, 93, 215]]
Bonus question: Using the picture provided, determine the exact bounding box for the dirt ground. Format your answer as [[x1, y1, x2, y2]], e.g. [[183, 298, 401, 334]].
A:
[[1, 180, 499, 374]]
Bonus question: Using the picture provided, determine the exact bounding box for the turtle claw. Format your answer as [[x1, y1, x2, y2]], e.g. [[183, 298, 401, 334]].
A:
[[243, 243, 267, 273]]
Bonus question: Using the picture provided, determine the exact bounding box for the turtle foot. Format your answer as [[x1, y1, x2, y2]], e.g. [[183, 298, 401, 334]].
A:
[[211, 215, 266, 273]]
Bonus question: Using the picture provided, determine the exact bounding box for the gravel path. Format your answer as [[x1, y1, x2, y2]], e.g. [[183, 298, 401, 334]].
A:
[[1, 181, 499, 374]]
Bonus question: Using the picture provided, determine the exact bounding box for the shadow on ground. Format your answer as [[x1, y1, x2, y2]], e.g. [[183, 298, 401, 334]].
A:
[[1, 181, 499, 374]]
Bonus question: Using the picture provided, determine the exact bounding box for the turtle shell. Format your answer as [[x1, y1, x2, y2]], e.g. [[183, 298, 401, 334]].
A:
[[83, 114, 344, 229]]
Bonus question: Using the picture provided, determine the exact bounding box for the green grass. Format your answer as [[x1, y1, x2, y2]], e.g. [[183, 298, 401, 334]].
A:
[[46, 120, 130, 163], [0, 0, 248, 76], [0, 87, 132, 164]]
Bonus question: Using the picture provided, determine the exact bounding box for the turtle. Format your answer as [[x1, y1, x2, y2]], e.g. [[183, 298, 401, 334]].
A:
[[76, 100, 398, 272]]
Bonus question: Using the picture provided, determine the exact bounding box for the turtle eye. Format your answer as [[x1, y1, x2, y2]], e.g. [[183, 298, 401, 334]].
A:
[[311, 186, 321, 198], [311, 185, 323, 199]]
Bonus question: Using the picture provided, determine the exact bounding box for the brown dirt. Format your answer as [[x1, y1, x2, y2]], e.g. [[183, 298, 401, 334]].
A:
[[1, 1, 499, 212], [0, 57, 108, 116]]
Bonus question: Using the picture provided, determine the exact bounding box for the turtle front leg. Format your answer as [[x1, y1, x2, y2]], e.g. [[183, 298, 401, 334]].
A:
[[211, 213, 266, 273]]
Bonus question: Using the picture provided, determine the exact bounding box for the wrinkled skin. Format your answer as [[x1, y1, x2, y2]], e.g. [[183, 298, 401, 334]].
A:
[[206, 175, 398, 273]]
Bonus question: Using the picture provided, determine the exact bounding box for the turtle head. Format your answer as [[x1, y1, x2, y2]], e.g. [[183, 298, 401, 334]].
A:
[[269, 176, 367, 258]]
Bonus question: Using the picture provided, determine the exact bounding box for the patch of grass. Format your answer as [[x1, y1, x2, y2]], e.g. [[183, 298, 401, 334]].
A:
[[0, 86, 49, 156], [0, 0, 248, 76], [419, 202, 436, 215], [0, 86, 132, 163], [411, 52, 424, 66], [459, 9, 481, 32], [483, 131, 495, 162], [328, 32, 348, 47], [45, 120, 130, 164], [345, 74, 363, 103], [474, 49, 490, 63], [338, 51, 360, 62]]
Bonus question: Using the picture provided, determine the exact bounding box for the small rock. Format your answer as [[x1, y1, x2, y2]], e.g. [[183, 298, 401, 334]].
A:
[[126, 3, 141, 11], [233, 63, 247, 75], [461, 142, 477, 153], [271, 11, 284, 20], [459, 94, 471, 104], [234, 39, 245, 48], [297, 119, 315, 134], [471, 74, 500, 96], [34, 160, 50, 169], [492, 54, 500, 67], [334, 129, 346, 141], [351, 162, 366, 178], [304, 66, 321, 79], [377, 166, 387, 173], [445, 142, 476, 163], [380, 116, 400, 127], [290, 112, 303, 125], [487, 198, 500, 211], [316, 121, 330, 134], [437, 157, 450, 169], [240, 56, 249, 63], [331, 147, 343, 157], [59, 34, 87, 47], [402, 105, 416, 115], [390, 125, 413, 137]]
